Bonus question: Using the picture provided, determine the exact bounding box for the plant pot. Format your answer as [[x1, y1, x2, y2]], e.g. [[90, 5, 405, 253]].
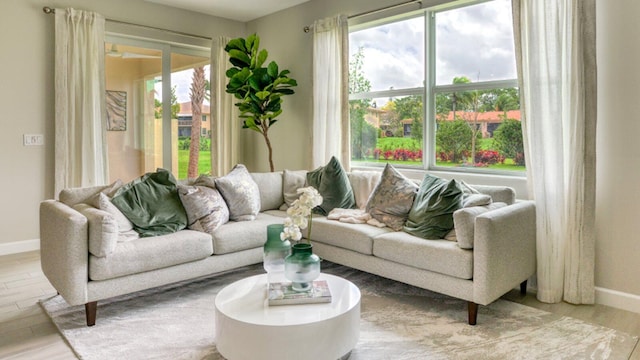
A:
[[263, 224, 291, 276], [284, 243, 321, 292]]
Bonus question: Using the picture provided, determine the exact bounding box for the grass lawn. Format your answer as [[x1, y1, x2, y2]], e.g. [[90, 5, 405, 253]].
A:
[[177, 150, 211, 179]]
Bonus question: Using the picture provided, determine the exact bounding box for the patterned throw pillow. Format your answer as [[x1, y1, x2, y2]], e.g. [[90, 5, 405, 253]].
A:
[[306, 156, 356, 216], [215, 164, 261, 221], [365, 164, 418, 231], [177, 184, 229, 233]]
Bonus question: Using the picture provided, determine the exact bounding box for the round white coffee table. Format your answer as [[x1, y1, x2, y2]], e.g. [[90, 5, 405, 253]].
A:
[[214, 273, 360, 360]]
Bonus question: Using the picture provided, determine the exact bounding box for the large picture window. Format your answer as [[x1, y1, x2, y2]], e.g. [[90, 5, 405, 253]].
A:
[[349, 0, 523, 173]]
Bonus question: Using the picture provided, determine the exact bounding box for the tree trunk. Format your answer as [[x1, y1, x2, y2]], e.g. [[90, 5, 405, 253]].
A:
[[262, 129, 275, 172], [188, 66, 206, 179]]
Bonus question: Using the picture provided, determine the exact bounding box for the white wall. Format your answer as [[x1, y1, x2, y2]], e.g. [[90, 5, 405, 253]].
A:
[[595, 0, 640, 298], [0, 0, 245, 249], [247, 0, 640, 309]]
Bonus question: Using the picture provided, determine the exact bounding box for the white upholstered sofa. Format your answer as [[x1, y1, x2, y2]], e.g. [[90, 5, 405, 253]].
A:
[[39, 169, 535, 326]]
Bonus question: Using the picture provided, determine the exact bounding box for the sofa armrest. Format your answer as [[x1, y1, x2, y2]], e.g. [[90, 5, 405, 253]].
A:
[[472, 201, 536, 305], [39, 200, 89, 305]]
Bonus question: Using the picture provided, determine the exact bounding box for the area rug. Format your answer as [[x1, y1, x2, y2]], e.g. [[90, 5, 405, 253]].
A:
[[40, 262, 638, 360]]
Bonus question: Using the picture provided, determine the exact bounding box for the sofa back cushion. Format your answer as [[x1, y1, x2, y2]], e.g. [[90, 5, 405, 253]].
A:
[[251, 172, 284, 211], [348, 171, 382, 210], [58, 180, 122, 206], [471, 185, 516, 205]]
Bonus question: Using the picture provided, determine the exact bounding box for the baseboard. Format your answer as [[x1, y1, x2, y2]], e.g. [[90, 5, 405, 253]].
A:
[[0, 239, 40, 256], [595, 286, 640, 314]]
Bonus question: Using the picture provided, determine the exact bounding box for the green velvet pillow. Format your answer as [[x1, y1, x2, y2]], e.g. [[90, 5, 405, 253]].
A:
[[403, 174, 463, 240], [306, 156, 356, 216], [111, 169, 188, 237]]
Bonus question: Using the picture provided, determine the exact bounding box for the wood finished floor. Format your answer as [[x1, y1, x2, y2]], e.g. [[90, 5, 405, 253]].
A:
[[0, 250, 638, 360]]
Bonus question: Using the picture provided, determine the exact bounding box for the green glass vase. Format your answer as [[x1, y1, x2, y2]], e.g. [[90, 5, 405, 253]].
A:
[[263, 224, 291, 275], [284, 243, 321, 292]]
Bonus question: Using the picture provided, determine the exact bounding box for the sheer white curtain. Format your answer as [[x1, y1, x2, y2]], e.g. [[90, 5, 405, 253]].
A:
[[211, 36, 240, 176], [512, 0, 597, 304], [54, 8, 108, 196], [312, 15, 349, 169]]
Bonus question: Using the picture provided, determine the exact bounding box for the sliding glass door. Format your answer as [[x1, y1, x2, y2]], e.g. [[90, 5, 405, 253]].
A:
[[104, 36, 210, 182]]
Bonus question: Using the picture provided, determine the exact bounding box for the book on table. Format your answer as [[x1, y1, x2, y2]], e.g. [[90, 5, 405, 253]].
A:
[[267, 280, 332, 306]]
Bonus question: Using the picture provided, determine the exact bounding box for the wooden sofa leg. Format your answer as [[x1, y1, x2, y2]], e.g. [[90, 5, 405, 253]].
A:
[[85, 301, 97, 327], [468, 302, 478, 325], [520, 280, 528, 295]]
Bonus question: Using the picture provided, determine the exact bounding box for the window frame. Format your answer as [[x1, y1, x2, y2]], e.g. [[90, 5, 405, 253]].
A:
[[348, 0, 523, 177]]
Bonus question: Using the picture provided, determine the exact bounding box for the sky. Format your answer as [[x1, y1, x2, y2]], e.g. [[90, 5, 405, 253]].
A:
[[155, 65, 211, 106], [349, 0, 516, 92]]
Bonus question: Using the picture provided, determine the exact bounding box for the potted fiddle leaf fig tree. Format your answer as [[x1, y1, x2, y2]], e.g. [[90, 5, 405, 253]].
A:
[[224, 34, 298, 172]]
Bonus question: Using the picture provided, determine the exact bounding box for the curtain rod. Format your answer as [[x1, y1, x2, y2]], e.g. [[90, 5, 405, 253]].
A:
[[303, 0, 422, 33], [42, 6, 212, 41]]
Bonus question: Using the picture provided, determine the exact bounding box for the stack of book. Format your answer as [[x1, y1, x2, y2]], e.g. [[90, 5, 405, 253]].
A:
[[267, 280, 332, 306]]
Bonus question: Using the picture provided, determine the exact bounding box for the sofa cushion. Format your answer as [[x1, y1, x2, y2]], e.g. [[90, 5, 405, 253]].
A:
[[306, 156, 356, 215], [404, 174, 463, 240], [454, 202, 507, 249], [307, 217, 393, 255], [177, 184, 229, 233], [471, 185, 516, 205], [110, 169, 188, 237], [365, 164, 418, 231], [348, 171, 382, 209], [59, 180, 122, 207], [215, 164, 261, 221], [89, 230, 213, 280], [211, 213, 285, 255], [280, 169, 308, 210], [373, 231, 473, 280], [251, 172, 284, 211]]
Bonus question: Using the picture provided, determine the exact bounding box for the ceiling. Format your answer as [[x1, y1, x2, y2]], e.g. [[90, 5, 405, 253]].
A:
[[144, 0, 310, 22]]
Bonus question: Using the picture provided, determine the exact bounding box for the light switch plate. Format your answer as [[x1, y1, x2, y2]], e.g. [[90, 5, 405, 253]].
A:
[[24, 134, 44, 146]]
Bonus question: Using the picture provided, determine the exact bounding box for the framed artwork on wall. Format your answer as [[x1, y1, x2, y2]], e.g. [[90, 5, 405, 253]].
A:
[[106, 90, 127, 131]]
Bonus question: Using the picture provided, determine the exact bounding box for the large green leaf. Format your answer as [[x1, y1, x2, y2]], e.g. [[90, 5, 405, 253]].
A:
[[256, 49, 268, 69], [256, 91, 270, 100], [228, 49, 250, 67], [246, 34, 257, 53], [267, 61, 279, 78], [225, 68, 240, 78], [225, 38, 246, 52]]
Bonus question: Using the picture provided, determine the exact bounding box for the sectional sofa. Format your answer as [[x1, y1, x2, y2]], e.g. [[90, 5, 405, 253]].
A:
[[39, 166, 535, 327]]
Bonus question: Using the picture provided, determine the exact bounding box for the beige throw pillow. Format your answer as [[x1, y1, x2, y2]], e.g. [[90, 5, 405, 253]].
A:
[[279, 169, 307, 210], [348, 171, 382, 210]]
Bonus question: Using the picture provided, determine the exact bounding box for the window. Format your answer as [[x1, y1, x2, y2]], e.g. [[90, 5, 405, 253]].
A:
[[349, 0, 523, 173]]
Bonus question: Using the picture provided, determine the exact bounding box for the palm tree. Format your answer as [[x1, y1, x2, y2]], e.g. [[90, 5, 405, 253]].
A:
[[188, 66, 206, 179]]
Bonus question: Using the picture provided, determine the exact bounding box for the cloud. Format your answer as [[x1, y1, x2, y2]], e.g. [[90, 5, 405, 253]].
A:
[[349, 0, 515, 90]]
